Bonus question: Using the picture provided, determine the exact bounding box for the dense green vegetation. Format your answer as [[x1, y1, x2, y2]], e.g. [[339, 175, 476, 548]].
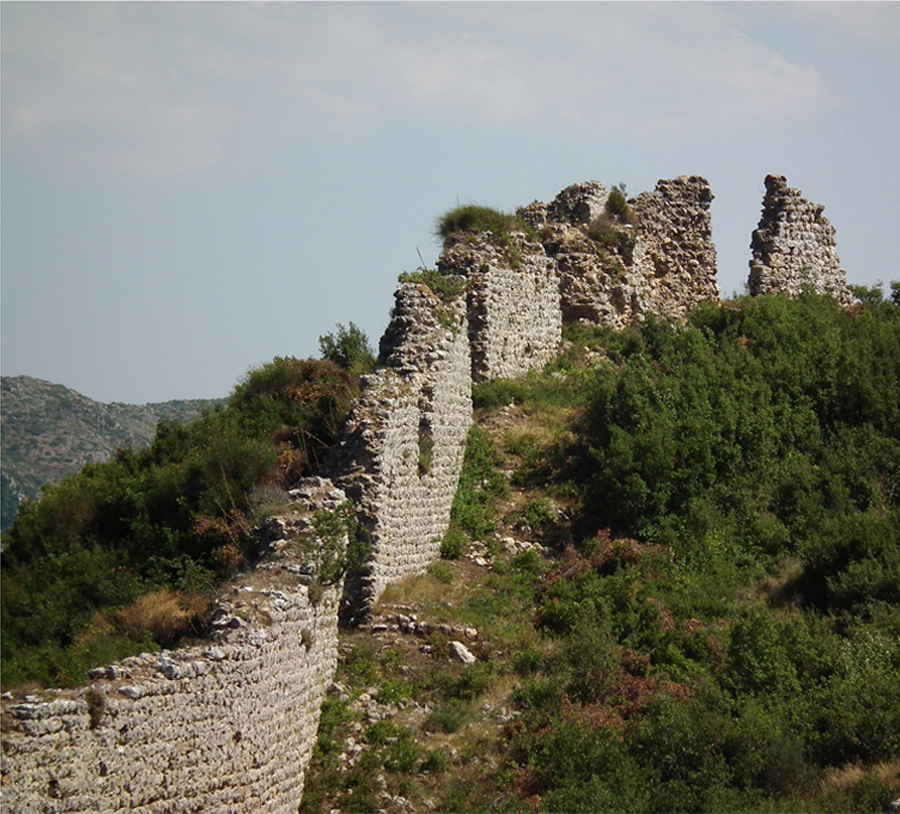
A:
[[507, 289, 900, 812], [302, 287, 899, 813], [1, 329, 374, 688]]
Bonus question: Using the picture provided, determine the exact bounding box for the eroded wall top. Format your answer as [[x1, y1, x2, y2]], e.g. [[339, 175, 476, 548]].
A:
[[749, 174, 855, 305], [518, 176, 719, 329]]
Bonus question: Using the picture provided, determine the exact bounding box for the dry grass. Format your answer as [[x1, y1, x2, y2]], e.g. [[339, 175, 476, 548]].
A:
[[821, 759, 900, 791], [377, 560, 491, 616], [734, 557, 806, 618], [117, 589, 210, 646]]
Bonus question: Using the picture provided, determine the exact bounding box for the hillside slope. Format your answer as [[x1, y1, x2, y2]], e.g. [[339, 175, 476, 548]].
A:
[[0, 375, 224, 531], [299, 294, 900, 814]]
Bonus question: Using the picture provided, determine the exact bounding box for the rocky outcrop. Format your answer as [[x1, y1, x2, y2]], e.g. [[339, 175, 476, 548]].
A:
[[749, 174, 855, 305], [0, 479, 347, 814]]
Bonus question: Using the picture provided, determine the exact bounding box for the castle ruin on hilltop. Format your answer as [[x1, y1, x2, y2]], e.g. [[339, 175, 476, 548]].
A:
[[1, 175, 854, 812]]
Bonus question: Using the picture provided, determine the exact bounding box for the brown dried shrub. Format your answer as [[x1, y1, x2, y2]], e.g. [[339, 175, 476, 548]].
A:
[[214, 544, 245, 578], [117, 589, 210, 647]]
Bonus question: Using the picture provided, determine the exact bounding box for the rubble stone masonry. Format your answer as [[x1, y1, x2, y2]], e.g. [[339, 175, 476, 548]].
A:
[[2, 174, 853, 812], [749, 174, 855, 305], [1, 479, 347, 813], [519, 177, 719, 329], [438, 233, 562, 383], [327, 282, 473, 620]]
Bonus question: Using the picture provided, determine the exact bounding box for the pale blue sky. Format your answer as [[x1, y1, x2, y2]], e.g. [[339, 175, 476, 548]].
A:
[[2, 2, 898, 404]]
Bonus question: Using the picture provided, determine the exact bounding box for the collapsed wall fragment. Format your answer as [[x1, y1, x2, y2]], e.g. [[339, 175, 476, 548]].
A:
[[749, 174, 855, 305], [519, 176, 719, 328]]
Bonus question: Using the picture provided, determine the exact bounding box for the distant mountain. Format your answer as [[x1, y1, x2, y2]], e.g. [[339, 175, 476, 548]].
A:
[[0, 376, 226, 532]]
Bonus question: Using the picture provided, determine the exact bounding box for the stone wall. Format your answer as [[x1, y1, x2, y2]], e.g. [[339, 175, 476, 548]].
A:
[[1, 479, 347, 813], [518, 177, 719, 329], [327, 282, 473, 621], [3, 173, 858, 812], [748, 174, 855, 305], [438, 234, 562, 383], [631, 176, 719, 320]]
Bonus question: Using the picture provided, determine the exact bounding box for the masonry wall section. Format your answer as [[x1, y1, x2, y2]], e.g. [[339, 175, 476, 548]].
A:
[[518, 177, 718, 329], [631, 175, 719, 319], [438, 234, 562, 383], [749, 174, 855, 305], [1, 480, 347, 813], [328, 283, 473, 618]]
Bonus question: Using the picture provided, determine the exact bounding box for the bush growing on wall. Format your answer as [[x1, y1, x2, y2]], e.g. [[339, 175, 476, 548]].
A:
[[434, 205, 534, 247]]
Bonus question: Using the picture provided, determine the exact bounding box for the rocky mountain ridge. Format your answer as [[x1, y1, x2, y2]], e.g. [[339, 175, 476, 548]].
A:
[[1, 375, 225, 532]]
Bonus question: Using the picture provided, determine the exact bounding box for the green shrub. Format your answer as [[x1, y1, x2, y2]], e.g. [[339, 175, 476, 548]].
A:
[[522, 497, 555, 528], [397, 265, 467, 302], [421, 748, 450, 773], [318, 322, 375, 375], [560, 614, 621, 701], [512, 648, 543, 676], [383, 735, 421, 773], [605, 182, 636, 223], [426, 699, 477, 734], [449, 425, 507, 542], [434, 205, 534, 246], [363, 718, 404, 745], [434, 661, 495, 701], [526, 718, 649, 812], [440, 523, 467, 559], [427, 560, 455, 584], [339, 642, 379, 685]]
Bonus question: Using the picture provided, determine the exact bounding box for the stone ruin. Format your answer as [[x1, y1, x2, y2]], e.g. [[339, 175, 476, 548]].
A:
[[326, 282, 473, 625], [1, 174, 855, 812], [437, 231, 562, 383], [519, 176, 719, 329], [0, 479, 348, 814], [749, 174, 855, 305]]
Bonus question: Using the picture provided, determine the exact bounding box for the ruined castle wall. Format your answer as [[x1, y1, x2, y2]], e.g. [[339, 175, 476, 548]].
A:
[[631, 175, 719, 319], [1, 480, 347, 814], [328, 283, 472, 616], [4, 173, 858, 814], [749, 174, 855, 305], [522, 178, 718, 329], [438, 235, 562, 383]]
